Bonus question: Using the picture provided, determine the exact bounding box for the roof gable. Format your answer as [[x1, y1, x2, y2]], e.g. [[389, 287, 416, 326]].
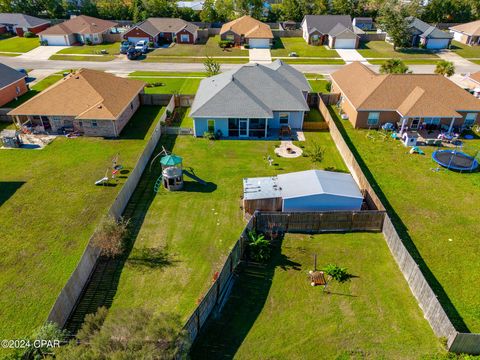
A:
[[39, 15, 117, 36], [135, 17, 198, 36], [302, 15, 353, 35], [220, 15, 273, 39], [0, 13, 50, 28], [450, 20, 480, 36], [407, 17, 452, 39], [0, 63, 26, 88]]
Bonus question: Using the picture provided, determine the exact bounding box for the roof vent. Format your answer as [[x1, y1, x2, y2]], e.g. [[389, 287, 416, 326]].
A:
[[75, 76, 80, 79], [97, 105, 102, 109]]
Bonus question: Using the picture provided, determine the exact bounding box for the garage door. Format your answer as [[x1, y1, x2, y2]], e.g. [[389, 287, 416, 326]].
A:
[[128, 37, 149, 45], [426, 38, 450, 50], [248, 38, 270, 49], [42, 35, 69, 46], [334, 39, 356, 49]]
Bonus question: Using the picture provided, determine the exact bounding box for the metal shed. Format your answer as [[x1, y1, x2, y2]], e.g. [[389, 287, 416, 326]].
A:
[[243, 170, 363, 214]]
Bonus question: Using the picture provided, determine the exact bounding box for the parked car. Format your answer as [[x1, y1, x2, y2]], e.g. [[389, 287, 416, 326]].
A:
[[120, 41, 132, 54], [288, 52, 298, 57], [127, 48, 142, 60], [135, 40, 149, 54]]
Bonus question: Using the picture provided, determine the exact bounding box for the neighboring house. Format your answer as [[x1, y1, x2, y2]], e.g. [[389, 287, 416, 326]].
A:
[[352, 17, 373, 31], [450, 20, 480, 46], [0, 63, 28, 107], [8, 69, 145, 137], [301, 15, 359, 49], [405, 17, 452, 49], [190, 60, 311, 138], [331, 62, 480, 131], [176, 1, 204, 11], [243, 170, 363, 214], [38, 15, 117, 46], [220, 15, 273, 48], [0, 13, 50, 37], [123, 18, 198, 45], [465, 71, 480, 98]]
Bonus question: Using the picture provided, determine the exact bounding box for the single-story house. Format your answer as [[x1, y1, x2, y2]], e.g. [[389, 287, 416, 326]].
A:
[[220, 15, 273, 48], [8, 69, 145, 137], [330, 62, 480, 131], [352, 17, 373, 31], [450, 20, 480, 46], [176, 1, 204, 11], [405, 17, 452, 49], [465, 71, 480, 98], [243, 170, 363, 214], [123, 18, 198, 45], [0, 13, 50, 37], [301, 15, 359, 49], [0, 63, 28, 107], [190, 59, 311, 138], [38, 15, 117, 46]]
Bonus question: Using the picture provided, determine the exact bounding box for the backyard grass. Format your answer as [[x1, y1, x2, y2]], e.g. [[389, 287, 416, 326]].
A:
[[308, 79, 330, 93], [358, 41, 440, 59], [270, 37, 339, 58], [191, 233, 443, 359], [0, 36, 39, 53], [56, 42, 121, 55], [0, 106, 164, 348], [451, 41, 480, 59], [304, 108, 325, 122], [49, 54, 116, 62], [94, 131, 348, 331], [148, 35, 248, 57], [330, 108, 480, 333], [4, 74, 64, 108]]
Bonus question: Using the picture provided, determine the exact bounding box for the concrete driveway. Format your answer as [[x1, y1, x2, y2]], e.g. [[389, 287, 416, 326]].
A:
[[336, 49, 368, 64], [18, 46, 71, 60], [249, 48, 272, 64]]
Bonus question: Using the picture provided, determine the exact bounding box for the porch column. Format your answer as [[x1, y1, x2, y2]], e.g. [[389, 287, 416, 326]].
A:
[[264, 119, 268, 138], [399, 117, 408, 134], [448, 117, 455, 134]]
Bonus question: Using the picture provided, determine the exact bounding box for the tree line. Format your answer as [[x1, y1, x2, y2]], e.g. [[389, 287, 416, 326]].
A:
[[0, 0, 479, 24]]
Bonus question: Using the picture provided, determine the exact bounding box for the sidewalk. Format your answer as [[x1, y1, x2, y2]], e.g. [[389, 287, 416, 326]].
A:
[[336, 49, 368, 64]]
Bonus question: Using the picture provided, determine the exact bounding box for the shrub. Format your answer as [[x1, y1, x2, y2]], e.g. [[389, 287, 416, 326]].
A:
[[203, 130, 215, 140], [204, 56, 221, 77], [323, 264, 351, 283], [23, 31, 35, 38], [146, 81, 165, 88], [325, 81, 332, 92], [244, 44, 250, 49], [86, 38, 92, 45], [148, 41, 154, 48], [218, 40, 232, 49], [305, 141, 325, 163], [247, 230, 271, 263], [40, 39, 48, 46], [21, 322, 69, 359], [92, 216, 129, 257]]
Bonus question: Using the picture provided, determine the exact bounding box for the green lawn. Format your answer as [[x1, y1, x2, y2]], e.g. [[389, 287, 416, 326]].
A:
[[271, 37, 339, 58], [134, 77, 201, 95], [0, 52, 20, 57], [56, 42, 121, 55], [0, 36, 39, 53], [304, 108, 325, 122], [148, 35, 248, 57], [308, 79, 330, 93], [279, 57, 345, 64], [96, 131, 347, 330], [143, 56, 248, 64], [368, 58, 441, 65], [191, 233, 443, 359], [129, 71, 206, 77], [358, 41, 440, 59], [330, 107, 480, 333], [175, 107, 194, 128], [4, 74, 64, 108], [451, 41, 480, 59], [0, 106, 164, 348], [49, 54, 116, 62]]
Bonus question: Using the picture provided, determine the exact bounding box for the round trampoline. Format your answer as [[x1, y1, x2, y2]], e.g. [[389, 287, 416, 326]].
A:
[[432, 150, 479, 172]]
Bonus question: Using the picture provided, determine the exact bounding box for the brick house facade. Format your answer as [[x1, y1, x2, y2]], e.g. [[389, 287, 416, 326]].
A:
[[0, 77, 28, 107]]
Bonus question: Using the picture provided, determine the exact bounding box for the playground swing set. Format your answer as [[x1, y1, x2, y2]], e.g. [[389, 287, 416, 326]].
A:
[[94, 153, 124, 186], [149, 146, 207, 192]]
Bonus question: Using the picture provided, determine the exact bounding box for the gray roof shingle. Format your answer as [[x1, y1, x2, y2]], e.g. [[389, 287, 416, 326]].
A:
[[0, 13, 50, 28], [134, 18, 198, 36], [407, 17, 453, 39], [190, 60, 311, 118], [302, 15, 353, 35], [0, 63, 26, 89]]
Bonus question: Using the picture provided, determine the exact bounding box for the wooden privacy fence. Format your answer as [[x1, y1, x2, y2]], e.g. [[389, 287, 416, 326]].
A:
[[319, 96, 480, 354], [164, 127, 193, 135], [303, 121, 329, 131], [140, 93, 174, 106], [254, 211, 385, 233], [182, 217, 254, 345], [46, 100, 173, 328]]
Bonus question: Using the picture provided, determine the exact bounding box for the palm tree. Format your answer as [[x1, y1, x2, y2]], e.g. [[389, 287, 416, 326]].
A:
[[434, 60, 455, 77], [379, 58, 410, 74]]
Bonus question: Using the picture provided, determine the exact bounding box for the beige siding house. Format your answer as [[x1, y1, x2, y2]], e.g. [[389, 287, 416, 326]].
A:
[[9, 69, 145, 137]]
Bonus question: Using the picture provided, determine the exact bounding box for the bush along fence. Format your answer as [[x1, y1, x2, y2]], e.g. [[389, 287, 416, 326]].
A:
[[318, 96, 480, 355], [46, 96, 175, 329]]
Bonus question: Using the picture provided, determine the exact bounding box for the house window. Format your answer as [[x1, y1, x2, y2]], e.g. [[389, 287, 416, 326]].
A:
[[207, 119, 215, 132], [92, 121, 98, 127], [16, 86, 20, 95], [279, 113, 289, 125], [367, 112, 380, 126], [423, 117, 440, 125], [180, 34, 189, 43], [464, 113, 477, 127], [130, 102, 134, 110]]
